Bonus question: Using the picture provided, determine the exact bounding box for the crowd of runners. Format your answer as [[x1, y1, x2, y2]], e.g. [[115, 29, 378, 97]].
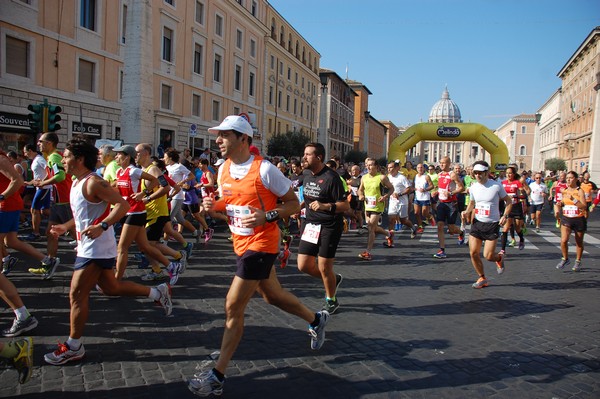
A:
[[0, 116, 598, 396]]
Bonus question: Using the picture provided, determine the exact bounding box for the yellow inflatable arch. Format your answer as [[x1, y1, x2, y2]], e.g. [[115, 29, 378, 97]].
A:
[[388, 122, 509, 172]]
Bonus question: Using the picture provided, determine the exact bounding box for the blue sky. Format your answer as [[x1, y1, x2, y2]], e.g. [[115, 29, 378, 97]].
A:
[[268, 0, 599, 129]]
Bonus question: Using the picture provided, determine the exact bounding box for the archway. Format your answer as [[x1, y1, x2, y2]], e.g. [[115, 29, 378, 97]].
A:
[[388, 122, 509, 172]]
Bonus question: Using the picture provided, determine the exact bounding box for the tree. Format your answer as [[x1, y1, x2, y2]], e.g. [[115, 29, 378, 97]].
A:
[[266, 131, 310, 159], [545, 158, 567, 172], [344, 150, 368, 165]]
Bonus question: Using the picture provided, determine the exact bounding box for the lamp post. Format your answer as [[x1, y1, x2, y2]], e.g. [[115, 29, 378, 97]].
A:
[[318, 74, 329, 151], [364, 110, 370, 154], [509, 130, 515, 164]]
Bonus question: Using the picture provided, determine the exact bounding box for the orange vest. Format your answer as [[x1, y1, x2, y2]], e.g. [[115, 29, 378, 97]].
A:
[[220, 156, 280, 256]]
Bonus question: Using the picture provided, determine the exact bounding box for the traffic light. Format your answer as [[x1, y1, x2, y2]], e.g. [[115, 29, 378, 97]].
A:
[[47, 104, 62, 132], [27, 103, 44, 133]]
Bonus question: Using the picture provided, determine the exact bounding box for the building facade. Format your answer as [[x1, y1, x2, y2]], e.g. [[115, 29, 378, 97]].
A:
[[317, 69, 355, 160], [495, 114, 537, 171], [557, 26, 599, 177], [0, 0, 320, 157], [532, 88, 561, 173]]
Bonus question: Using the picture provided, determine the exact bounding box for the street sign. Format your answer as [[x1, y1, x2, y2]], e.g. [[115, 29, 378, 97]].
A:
[[190, 123, 197, 137], [581, 161, 585, 167]]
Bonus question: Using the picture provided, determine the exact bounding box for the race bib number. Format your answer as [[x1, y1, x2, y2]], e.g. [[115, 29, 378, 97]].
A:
[[510, 193, 519, 204], [226, 204, 254, 236], [475, 203, 491, 217], [584, 192, 590, 200], [350, 186, 358, 196], [438, 189, 448, 201], [366, 196, 377, 207], [562, 205, 579, 217], [555, 192, 563, 201], [300, 207, 306, 218], [301, 223, 321, 244]]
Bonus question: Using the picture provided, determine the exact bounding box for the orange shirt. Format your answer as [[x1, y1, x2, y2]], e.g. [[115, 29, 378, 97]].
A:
[[220, 156, 280, 256], [561, 187, 584, 218]]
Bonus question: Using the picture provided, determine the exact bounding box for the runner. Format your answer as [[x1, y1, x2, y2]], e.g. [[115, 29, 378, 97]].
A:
[[346, 164, 365, 232], [462, 161, 512, 289], [500, 167, 529, 252], [555, 171, 588, 272], [22, 144, 50, 241], [297, 142, 348, 314], [187, 116, 329, 396], [432, 156, 465, 259], [413, 163, 434, 232], [528, 172, 548, 233], [357, 158, 394, 260], [386, 161, 417, 238], [549, 171, 568, 229], [580, 171, 597, 212], [44, 139, 172, 366]]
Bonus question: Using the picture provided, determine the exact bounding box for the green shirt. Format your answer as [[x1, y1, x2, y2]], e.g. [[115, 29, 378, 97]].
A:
[[103, 160, 119, 183], [362, 173, 385, 213]]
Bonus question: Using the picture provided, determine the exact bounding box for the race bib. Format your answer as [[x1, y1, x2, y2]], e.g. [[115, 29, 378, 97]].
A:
[[475, 203, 491, 217], [300, 207, 306, 218], [365, 196, 377, 207], [562, 205, 579, 217], [438, 189, 448, 201], [556, 192, 563, 201], [350, 186, 358, 196], [301, 223, 321, 244], [226, 204, 254, 236], [510, 193, 519, 204], [585, 192, 590, 200]]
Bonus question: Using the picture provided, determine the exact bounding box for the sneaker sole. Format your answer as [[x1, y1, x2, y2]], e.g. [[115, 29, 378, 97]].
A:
[[44, 352, 85, 366]]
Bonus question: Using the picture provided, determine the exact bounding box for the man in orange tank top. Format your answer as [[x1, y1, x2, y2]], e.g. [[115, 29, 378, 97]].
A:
[[187, 116, 329, 397]]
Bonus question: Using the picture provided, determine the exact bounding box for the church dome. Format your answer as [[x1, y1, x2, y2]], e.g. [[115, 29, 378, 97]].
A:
[[429, 87, 462, 123]]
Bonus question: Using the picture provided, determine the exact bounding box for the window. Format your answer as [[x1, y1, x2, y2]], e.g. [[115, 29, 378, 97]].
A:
[[192, 94, 201, 117], [119, 70, 123, 99], [195, 1, 204, 24], [78, 59, 95, 92], [286, 95, 290, 111], [193, 43, 203, 74], [250, 39, 256, 58], [269, 86, 273, 105], [249, 72, 255, 97], [300, 102, 304, 118], [5, 36, 29, 78], [236, 29, 243, 49], [215, 14, 223, 37], [80, 0, 96, 31], [212, 100, 220, 121], [519, 145, 526, 156], [251, 1, 257, 16], [162, 27, 173, 62], [278, 90, 282, 108], [287, 67, 291, 80], [121, 4, 127, 44], [213, 54, 221, 82], [234, 65, 242, 91], [521, 125, 526, 134], [279, 61, 283, 75], [165, 0, 174, 5], [270, 55, 274, 69], [233, 106, 240, 115], [161, 84, 172, 109]]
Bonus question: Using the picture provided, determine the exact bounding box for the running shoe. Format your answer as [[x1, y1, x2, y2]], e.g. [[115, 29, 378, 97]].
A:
[[184, 242, 194, 261], [322, 298, 339, 314], [556, 258, 570, 270], [572, 260, 581, 272], [167, 261, 183, 285], [457, 231, 465, 245], [141, 270, 169, 282], [334, 273, 343, 295], [308, 311, 329, 350], [522, 226, 528, 235], [385, 231, 394, 248], [555, 220, 560, 228], [187, 369, 224, 397], [429, 216, 436, 226], [156, 283, 173, 316], [472, 277, 489, 289], [2, 316, 38, 338], [496, 250, 505, 274], [12, 336, 33, 384], [135, 253, 150, 269], [410, 227, 417, 239], [22, 233, 40, 242], [28, 257, 60, 280], [433, 250, 446, 259], [535, 227, 541, 233], [204, 228, 214, 243], [192, 229, 199, 238], [278, 249, 290, 268], [357, 227, 368, 235], [19, 220, 31, 229], [2, 255, 18, 275], [179, 250, 188, 274], [508, 239, 516, 247], [343, 218, 349, 233], [44, 342, 85, 365], [358, 251, 372, 260], [518, 240, 525, 250], [416, 227, 424, 234], [227, 235, 234, 242]]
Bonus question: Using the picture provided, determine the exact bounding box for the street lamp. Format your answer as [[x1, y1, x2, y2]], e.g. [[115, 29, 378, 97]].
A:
[[318, 73, 328, 149], [364, 110, 370, 154]]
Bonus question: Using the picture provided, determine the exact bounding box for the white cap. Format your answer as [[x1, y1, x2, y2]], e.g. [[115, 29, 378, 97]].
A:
[[214, 158, 225, 166], [473, 164, 489, 172], [208, 115, 253, 137]]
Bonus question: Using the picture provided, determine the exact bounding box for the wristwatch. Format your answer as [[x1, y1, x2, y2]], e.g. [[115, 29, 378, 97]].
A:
[[265, 210, 280, 223], [100, 222, 109, 231]]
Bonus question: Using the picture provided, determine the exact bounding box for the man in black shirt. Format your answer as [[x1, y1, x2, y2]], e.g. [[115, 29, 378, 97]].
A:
[[297, 143, 349, 314]]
